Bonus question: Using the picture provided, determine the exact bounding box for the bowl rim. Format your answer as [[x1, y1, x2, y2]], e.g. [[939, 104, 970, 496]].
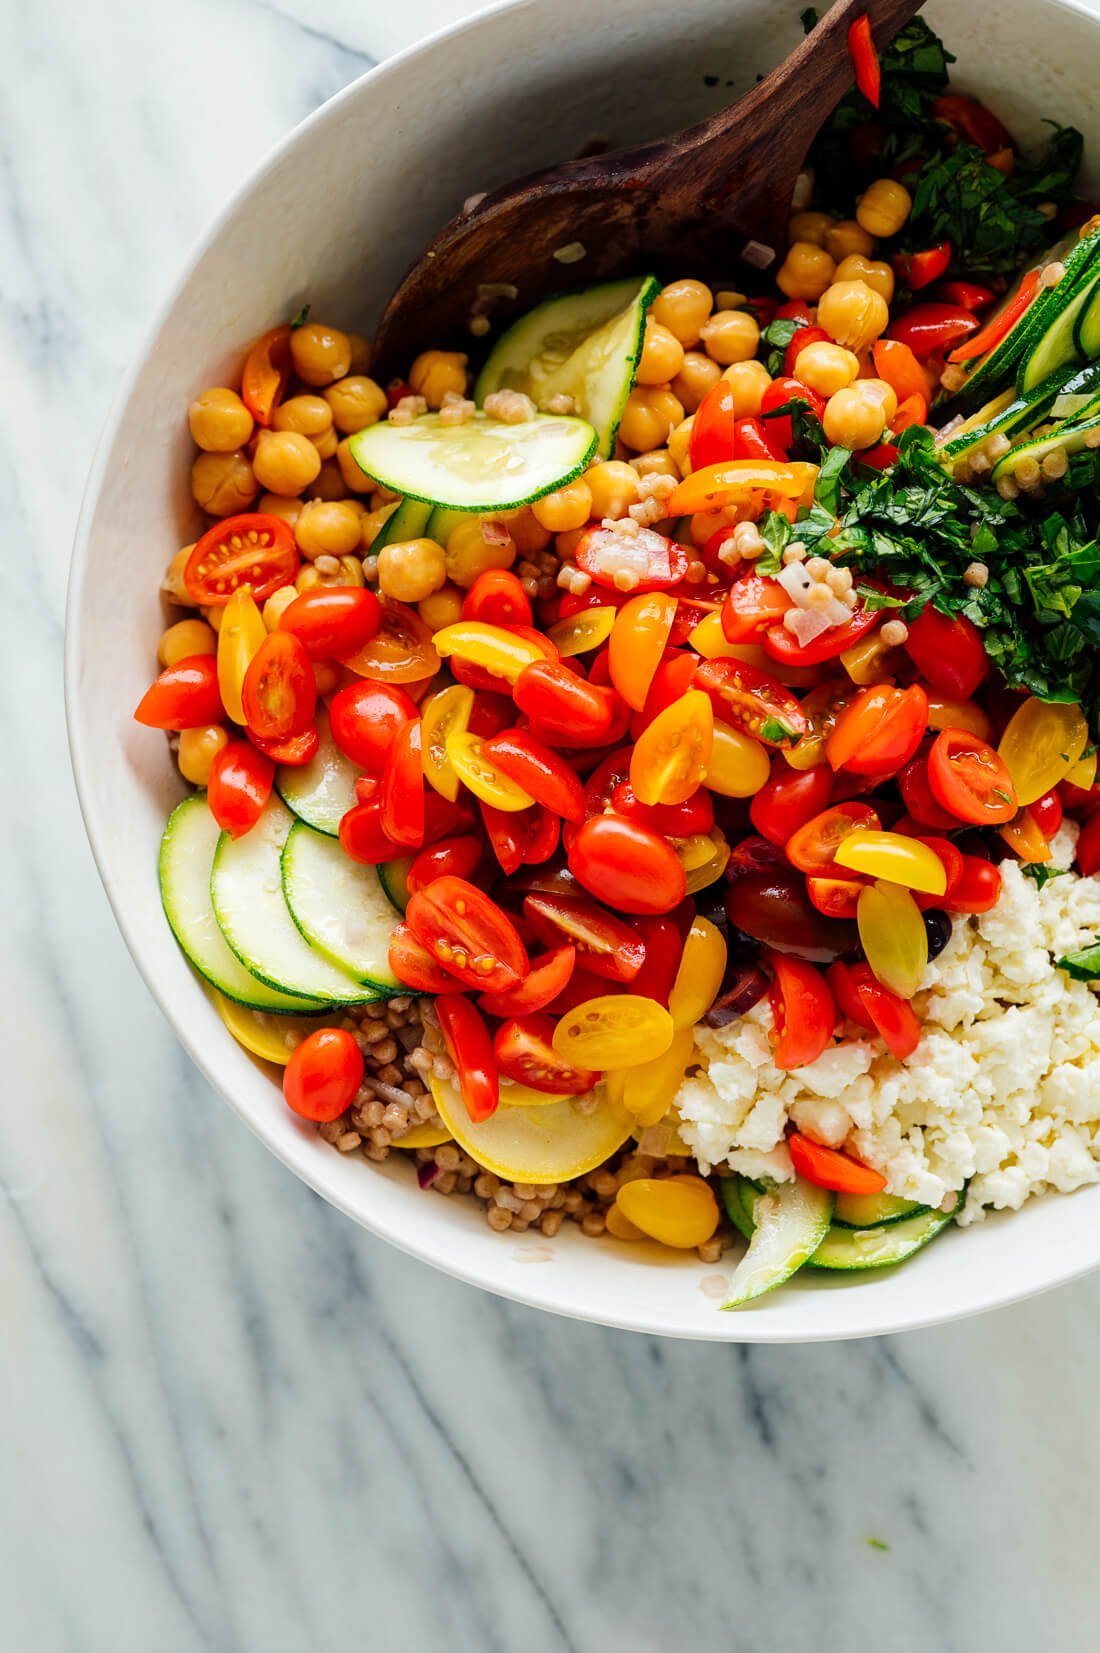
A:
[[66, 0, 1100, 1341]]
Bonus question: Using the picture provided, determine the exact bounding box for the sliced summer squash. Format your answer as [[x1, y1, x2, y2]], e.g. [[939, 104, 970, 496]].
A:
[[430, 1076, 633, 1185], [475, 276, 659, 456], [211, 797, 378, 1005], [810, 1193, 961, 1269], [832, 1190, 927, 1228], [211, 989, 339, 1063], [159, 795, 320, 1013], [371, 496, 434, 552], [721, 1177, 834, 1309], [275, 708, 361, 837], [347, 410, 597, 512], [280, 820, 401, 990]]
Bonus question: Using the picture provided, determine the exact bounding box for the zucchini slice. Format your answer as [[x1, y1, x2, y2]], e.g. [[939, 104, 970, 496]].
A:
[[211, 798, 378, 1005], [379, 855, 414, 915], [1018, 271, 1100, 394], [281, 820, 402, 990], [347, 410, 597, 513], [371, 497, 433, 552], [159, 795, 320, 1013], [810, 1193, 961, 1270], [720, 1176, 756, 1242], [832, 1190, 927, 1228], [991, 409, 1100, 480], [275, 708, 361, 837], [475, 276, 659, 457], [1074, 275, 1100, 359], [721, 1176, 834, 1309], [939, 370, 1076, 469], [425, 505, 468, 546]]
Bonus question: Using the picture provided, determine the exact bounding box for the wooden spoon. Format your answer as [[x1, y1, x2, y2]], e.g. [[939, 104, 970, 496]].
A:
[[372, 0, 924, 377]]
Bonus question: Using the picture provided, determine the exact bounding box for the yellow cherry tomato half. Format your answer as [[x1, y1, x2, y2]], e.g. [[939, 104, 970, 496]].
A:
[[679, 827, 732, 893], [552, 994, 675, 1070], [1066, 748, 1098, 792], [997, 696, 1089, 807], [857, 880, 928, 1000], [668, 460, 805, 517], [615, 1028, 697, 1126], [925, 694, 993, 742], [608, 592, 678, 710], [445, 729, 535, 810], [834, 829, 947, 895], [605, 1203, 646, 1241], [704, 718, 771, 797], [668, 916, 728, 1031], [216, 586, 266, 725], [615, 1175, 720, 1249], [432, 620, 546, 685], [212, 991, 338, 1064], [546, 606, 618, 657], [420, 682, 474, 802], [630, 689, 713, 806]]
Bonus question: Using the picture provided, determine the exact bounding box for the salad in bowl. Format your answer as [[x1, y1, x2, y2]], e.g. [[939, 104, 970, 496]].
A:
[[132, 16, 1100, 1310]]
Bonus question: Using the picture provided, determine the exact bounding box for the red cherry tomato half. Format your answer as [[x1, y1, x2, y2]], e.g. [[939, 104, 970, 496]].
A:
[[481, 801, 560, 875], [514, 660, 616, 743], [826, 684, 928, 776], [928, 728, 1017, 825], [695, 656, 805, 747], [904, 606, 989, 698], [690, 378, 739, 469], [329, 680, 418, 771], [523, 891, 645, 982], [380, 719, 425, 848], [935, 280, 995, 313], [734, 416, 788, 462], [725, 871, 858, 963], [909, 834, 964, 910], [478, 945, 577, 1018], [766, 952, 835, 1071], [944, 855, 1002, 913], [462, 569, 533, 628], [806, 875, 866, 920], [422, 791, 477, 846], [582, 747, 634, 819], [241, 631, 316, 742], [628, 915, 684, 1006], [1031, 789, 1064, 840], [1077, 812, 1100, 876], [339, 799, 407, 865], [788, 1132, 887, 1194], [407, 834, 484, 893], [611, 780, 714, 838], [827, 960, 875, 1031], [631, 651, 699, 739], [283, 1028, 364, 1123], [241, 324, 292, 427], [406, 876, 529, 993], [207, 739, 274, 838], [575, 526, 689, 594], [892, 241, 951, 290], [759, 377, 827, 449], [183, 513, 299, 606], [277, 586, 381, 660], [899, 750, 962, 829], [721, 573, 794, 643], [493, 1014, 599, 1095], [750, 763, 833, 846], [858, 441, 899, 472], [436, 996, 499, 1122], [388, 922, 467, 993], [931, 92, 1012, 154], [134, 655, 224, 730], [786, 802, 881, 875], [762, 597, 882, 667], [483, 728, 586, 822], [567, 814, 687, 915], [247, 724, 319, 766], [888, 303, 979, 359]]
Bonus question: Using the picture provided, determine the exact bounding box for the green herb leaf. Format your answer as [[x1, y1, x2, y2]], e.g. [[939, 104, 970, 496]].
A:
[[1024, 864, 1069, 889], [760, 318, 801, 377], [290, 304, 311, 329], [1057, 940, 1100, 980]]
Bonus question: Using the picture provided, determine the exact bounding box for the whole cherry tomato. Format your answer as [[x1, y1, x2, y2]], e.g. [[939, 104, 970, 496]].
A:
[[277, 586, 382, 660], [283, 1028, 364, 1123], [207, 740, 274, 838], [826, 684, 928, 775], [380, 720, 425, 848], [329, 680, 418, 771], [904, 606, 989, 698], [767, 952, 835, 1070], [899, 749, 961, 829], [462, 569, 533, 628], [183, 513, 299, 606], [241, 631, 316, 742], [611, 781, 714, 838], [943, 855, 1002, 913], [134, 655, 224, 730], [478, 945, 577, 1018], [523, 891, 645, 981], [436, 996, 499, 1121], [388, 923, 467, 993], [567, 814, 687, 915], [407, 835, 484, 893], [493, 1014, 598, 1095], [750, 763, 833, 846], [406, 876, 529, 993], [788, 1132, 887, 1194], [928, 729, 1017, 824], [483, 728, 586, 821]]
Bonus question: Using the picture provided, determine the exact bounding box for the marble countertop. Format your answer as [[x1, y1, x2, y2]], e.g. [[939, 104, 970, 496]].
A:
[[8, 0, 1100, 1645]]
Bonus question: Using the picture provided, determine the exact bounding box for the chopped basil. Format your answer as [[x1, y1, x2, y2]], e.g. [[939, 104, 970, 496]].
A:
[[1057, 940, 1100, 981], [1024, 864, 1068, 889]]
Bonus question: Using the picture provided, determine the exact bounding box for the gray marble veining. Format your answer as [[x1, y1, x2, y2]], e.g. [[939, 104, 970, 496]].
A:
[[4, 0, 1100, 1646]]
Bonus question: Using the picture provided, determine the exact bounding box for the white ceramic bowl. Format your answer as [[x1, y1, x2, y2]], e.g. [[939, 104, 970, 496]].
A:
[[68, 0, 1100, 1340]]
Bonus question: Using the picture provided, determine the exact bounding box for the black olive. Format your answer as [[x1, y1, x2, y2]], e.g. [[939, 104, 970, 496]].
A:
[[703, 962, 769, 1028], [923, 909, 952, 959]]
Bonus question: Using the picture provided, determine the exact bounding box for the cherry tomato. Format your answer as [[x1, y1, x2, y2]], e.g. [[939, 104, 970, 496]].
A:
[[493, 1014, 599, 1095], [726, 834, 788, 881], [890, 393, 928, 434], [523, 891, 645, 982], [788, 1132, 887, 1194], [546, 606, 619, 658], [278, 587, 382, 660], [478, 945, 576, 1018], [695, 656, 805, 747], [935, 280, 995, 312], [436, 996, 499, 1122], [1060, 777, 1100, 820], [283, 1027, 364, 1123], [207, 740, 273, 838], [388, 922, 468, 993], [217, 587, 267, 725], [630, 651, 698, 739], [908, 834, 964, 907], [750, 763, 833, 846], [1030, 788, 1064, 841], [462, 569, 533, 628], [421, 792, 481, 845], [858, 441, 899, 472], [904, 606, 989, 699], [767, 952, 835, 1071], [998, 696, 1089, 807], [407, 834, 483, 893], [785, 803, 879, 879], [481, 801, 560, 874], [567, 814, 687, 915], [725, 870, 858, 962], [608, 592, 678, 711], [628, 915, 684, 1007], [721, 573, 793, 643], [513, 659, 616, 743], [611, 781, 714, 837], [575, 525, 688, 593], [134, 655, 223, 730], [806, 875, 866, 920], [407, 876, 529, 993], [248, 724, 319, 766], [899, 749, 962, 829], [483, 728, 586, 821], [826, 684, 928, 776], [734, 415, 788, 462], [467, 690, 516, 740], [339, 799, 407, 865], [827, 960, 875, 1031], [762, 599, 881, 667], [340, 597, 440, 684], [871, 338, 930, 405], [630, 690, 713, 806], [183, 513, 299, 607], [669, 596, 723, 649], [241, 324, 292, 426], [581, 747, 633, 821], [1077, 813, 1100, 877], [241, 631, 316, 741], [998, 808, 1051, 865], [759, 377, 826, 449], [928, 728, 1017, 824], [892, 241, 951, 290], [947, 269, 1041, 364], [847, 12, 880, 105], [775, 300, 814, 324], [379, 720, 424, 847], [943, 855, 1002, 913], [689, 378, 740, 468], [931, 92, 1012, 153], [552, 994, 675, 1070], [888, 303, 979, 358], [329, 680, 417, 772], [784, 324, 831, 378]]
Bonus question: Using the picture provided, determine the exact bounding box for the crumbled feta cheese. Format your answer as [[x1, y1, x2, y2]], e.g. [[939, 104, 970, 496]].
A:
[[676, 823, 1100, 1223]]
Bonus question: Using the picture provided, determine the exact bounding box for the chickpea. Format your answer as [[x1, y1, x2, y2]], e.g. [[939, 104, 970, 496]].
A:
[[200, 605, 224, 633], [419, 583, 465, 631], [409, 349, 468, 408], [158, 617, 217, 667], [263, 585, 298, 630], [163, 545, 197, 605], [776, 242, 836, 302], [555, 527, 587, 562], [586, 459, 640, 520], [296, 555, 364, 592], [636, 320, 686, 386], [272, 394, 333, 439], [178, 724, 229, 787], [817, 279, 890, 354], [699, 308, 760, 366], [787, 210, 832, 247], [189, 387, 253, 453], [617, 385, 685, 451], [834, 254, 895, 305], [252, 430, 322, 496], [531, 477, 593, 533], [311, 425, 338, 461], [668, 416, 695, 475], [632, 448, 678, 479], [503, 505, 552, 555], [308, 457, 351, 501], [289, 321, 352, 386], [720, 359, 772, 416], [794, 341, 860, 397], [824, 219, 876, 262], [346, 333, 372, 375], [324, 375, 388, 434], [445, 518, 516, 588], [671, 350, 721, 412], [649, 279, 714, 347], [823, 384, 888, 450], [191, 449, 257, 516], [258, 492, 303, 529], [859, 377, 899, 422], [856, 178, 912, 239], [360, 501, 399, 549], [337, 436, 373, 493], [377, 538, 448, 603], [295, 499, 364, 559]]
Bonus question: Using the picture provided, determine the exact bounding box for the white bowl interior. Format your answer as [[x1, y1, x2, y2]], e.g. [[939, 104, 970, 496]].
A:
[[68, 0, 1100, 1339]]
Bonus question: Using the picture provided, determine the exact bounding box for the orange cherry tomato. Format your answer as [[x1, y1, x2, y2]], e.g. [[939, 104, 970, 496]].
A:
[[890, 393, 928, 433], [871, 338, 931, 405], [241, 631, 316, 741], [694, 656, 806, 747], [380, 719, 425, 847], [789, 1131, 887, 1194], [786, 802, 881, 875], [388, 922, 468, 993], [767, 952, 836, 1071], [629, 689, 713, 806], [493, 1014, 598, 1095], [283, 1028, 364, 1123], [608, 592, 678, 711], [278, 587, 382, 660], [523, 891, 645, 982], [340, 597, 441, 684], [207, 739, 274, 838], [826, 684, 928, 775], [462, 569, 533, 628], [928, 728, 1018, 824], [134, 655, 224, 730], [567, 814, 688, 916], [436, 996, 499, 1122], [241, 323, 292, 426], [998, 808, 1052, 865], [184, 513, 299, 606], [478, 945, 577, 1018]]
